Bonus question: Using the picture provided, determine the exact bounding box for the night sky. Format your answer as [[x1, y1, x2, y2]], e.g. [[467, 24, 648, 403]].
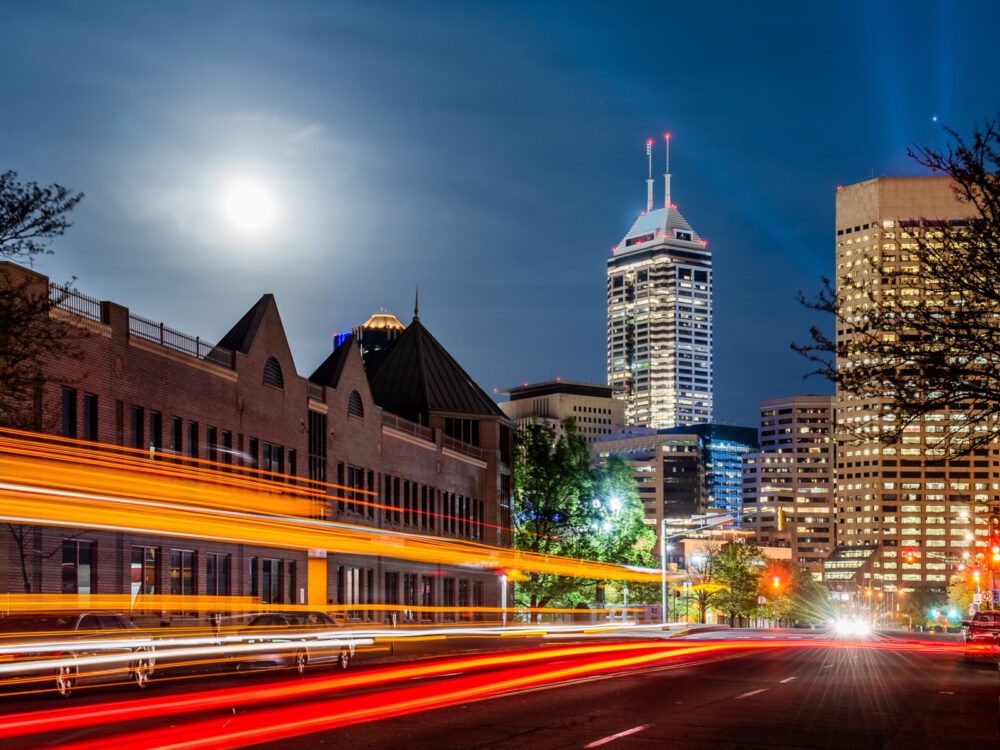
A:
[[3, 1, 998, 426]]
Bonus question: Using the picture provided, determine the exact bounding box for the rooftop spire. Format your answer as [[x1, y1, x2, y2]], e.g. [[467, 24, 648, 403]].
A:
[[413, 286, 419, 321], [645, 139, 654, 213], [663, 133, 671, 208]]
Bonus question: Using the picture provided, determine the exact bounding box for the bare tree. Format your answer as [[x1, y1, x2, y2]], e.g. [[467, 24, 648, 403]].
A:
[[0, 170, 85, 427], [794, 116, 1000, 458]]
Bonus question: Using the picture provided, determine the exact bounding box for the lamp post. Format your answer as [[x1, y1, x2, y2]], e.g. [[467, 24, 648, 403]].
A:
[[500, 573, 507, 626], [772, 576, 780, 627], [660, 517, 667, 625]]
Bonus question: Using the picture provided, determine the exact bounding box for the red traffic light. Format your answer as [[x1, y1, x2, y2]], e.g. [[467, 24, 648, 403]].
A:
[[673, 590, 680, 598]]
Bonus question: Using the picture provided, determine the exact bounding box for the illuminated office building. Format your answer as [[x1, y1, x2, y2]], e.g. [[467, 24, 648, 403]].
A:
[[607, 136, 712, 428]]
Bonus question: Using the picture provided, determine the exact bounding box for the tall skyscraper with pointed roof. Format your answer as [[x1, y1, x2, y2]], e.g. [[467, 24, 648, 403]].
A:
[[607, 136, 713, 428]]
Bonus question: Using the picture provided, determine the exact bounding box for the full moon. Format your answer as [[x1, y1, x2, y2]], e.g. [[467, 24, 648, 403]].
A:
[[224, 182, 273, 232]]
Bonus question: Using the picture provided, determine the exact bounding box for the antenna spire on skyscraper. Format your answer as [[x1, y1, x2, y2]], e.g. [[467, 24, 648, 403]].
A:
[[646, 139, 654, 213], [664, 133, 671, 208]]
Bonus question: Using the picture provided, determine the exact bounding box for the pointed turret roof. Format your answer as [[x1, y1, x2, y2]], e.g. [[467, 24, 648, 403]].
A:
[[216, 294, 275, 354], [309, 333, 355, 388], [366, 317, 504, 419]]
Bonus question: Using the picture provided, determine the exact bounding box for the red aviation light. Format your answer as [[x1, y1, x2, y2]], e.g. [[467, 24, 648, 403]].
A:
[[664, 133, 671, 140]]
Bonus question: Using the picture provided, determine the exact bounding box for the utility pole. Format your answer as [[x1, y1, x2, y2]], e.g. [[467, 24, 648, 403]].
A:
[[660, 517, 667, 625]]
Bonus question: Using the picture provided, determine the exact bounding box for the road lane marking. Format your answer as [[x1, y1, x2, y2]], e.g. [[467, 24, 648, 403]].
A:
[[585, 724, 652, 747], [736, 688, 769, 699], [779, 677, 797, 683]]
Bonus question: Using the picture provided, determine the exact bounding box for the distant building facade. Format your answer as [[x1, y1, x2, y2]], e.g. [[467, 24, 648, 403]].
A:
[[606, 144, 713, 429], [1, 262, 512, 623], [663, 423, 757, 526], [830, 176, 996, 594], [498, 380, 624, 443], [741, 396, 835, 578]]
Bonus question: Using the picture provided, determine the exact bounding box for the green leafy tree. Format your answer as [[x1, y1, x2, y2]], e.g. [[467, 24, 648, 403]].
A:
[[710, 542, 765, 626], [770, 563, 833, 625], [947, 574, 976, 618], [512, 418, 597, 615], [898, 587, 944, 629], [512, 418, 653, 618]]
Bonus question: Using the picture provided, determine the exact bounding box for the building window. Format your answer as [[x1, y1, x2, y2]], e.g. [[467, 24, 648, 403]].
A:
[[188, 422, 199, 459], [130, 546, 158, 596], [420, 575, 433, 621], [402, 573, 417, 619], [458, 580, 469, 611], [262, 442, 283, 475], [384, 571, 399, 606], [346, 465, 365, 513], [222, 431, 233, 469], [149, 412, 162, 454], [249, 438, 259, 473], [444, 417, 479, 446], [308, 410, 327, 484], [62, 540, 94, 594], [347, 390, 364, 417], [131, 406, 144, 450], [171, 417, 183, 455], [263, 357, 284, 388], [443, 577, 455, 610], [261, 559, 281, 604], [206, 553, 231, 596], [83, 394, 98, 442], [170, 550, 195, 596], [286, 561, 296, 604], [62, 388, 77, 438], [248, 556, 259, 598], [207, 427, 218, 464]]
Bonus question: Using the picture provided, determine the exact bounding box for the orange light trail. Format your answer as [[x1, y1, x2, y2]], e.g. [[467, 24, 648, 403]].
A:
[[0, 434, 668, 582]]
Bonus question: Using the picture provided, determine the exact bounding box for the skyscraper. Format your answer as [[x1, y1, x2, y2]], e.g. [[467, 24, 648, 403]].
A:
[[831, 177, 993, 595], [607, 136, 713, 429]]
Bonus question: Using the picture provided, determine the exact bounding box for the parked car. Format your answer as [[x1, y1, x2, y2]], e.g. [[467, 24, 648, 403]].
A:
[[0, 612, 155, 697], [963, 610, 1000, 662], [237, 611, 355, 674]]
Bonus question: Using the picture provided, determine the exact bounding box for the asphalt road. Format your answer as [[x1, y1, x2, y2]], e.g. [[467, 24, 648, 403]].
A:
[[274, 631, 1000, 750], [3, 630, 998, 749]]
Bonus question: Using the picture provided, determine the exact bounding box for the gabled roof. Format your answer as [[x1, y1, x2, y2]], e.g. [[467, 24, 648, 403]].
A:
[[216, 294, 275, 355], [309, 334, 355, 388], [366, 317, 505, 419]]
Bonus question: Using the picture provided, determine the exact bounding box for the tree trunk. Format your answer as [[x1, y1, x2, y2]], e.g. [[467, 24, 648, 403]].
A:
[[7, 525, 32, 593]]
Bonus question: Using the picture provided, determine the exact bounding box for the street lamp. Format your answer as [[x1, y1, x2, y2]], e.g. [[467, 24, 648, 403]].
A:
[[660, 518, 667, 625], [772, 576, 780, 626]]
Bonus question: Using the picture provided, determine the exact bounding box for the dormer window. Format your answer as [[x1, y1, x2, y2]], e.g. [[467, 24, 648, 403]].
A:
[[625, 232, 655, 247], [263, 357, 284, 388], [675, 230, 692, 241]]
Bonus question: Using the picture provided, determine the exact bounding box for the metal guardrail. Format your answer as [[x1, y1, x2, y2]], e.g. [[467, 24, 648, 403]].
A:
[[49, 283, 101, 322], [382, 412, 434, 442], [128, 312, 233, 368]]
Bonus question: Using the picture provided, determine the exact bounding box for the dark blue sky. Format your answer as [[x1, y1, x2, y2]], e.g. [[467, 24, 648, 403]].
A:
[[3, 1, 998, 426]]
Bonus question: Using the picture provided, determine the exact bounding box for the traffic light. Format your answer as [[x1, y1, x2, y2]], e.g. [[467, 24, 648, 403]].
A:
[[904, 549, 914, 564], [673, 590, 680, 598], [992, 545, 1000, 565], [772, 576, 780, 589]]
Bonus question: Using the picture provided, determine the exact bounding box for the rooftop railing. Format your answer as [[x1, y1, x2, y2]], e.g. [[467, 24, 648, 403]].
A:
[[48, 283, 101, 323], [128, 312, 233, 368]]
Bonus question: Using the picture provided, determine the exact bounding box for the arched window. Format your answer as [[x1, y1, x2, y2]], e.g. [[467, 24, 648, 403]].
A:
[[263, 357, 284, 388], [347, 390, 364, 417]]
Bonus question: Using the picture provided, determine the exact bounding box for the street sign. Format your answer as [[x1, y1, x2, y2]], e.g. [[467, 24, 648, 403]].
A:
[[969, 603, 976, 616], [994, 589, 1000, 604], [757, 595, 767, 605], [973, 593, 982, 604]]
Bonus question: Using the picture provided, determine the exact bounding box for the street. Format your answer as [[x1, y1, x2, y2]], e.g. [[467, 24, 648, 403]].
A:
[[3, 629, 998, 749], [275, 630, 1000, 750]]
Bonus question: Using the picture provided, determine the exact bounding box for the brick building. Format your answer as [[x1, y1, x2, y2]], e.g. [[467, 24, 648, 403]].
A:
[[1, 262, 513, 622]]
